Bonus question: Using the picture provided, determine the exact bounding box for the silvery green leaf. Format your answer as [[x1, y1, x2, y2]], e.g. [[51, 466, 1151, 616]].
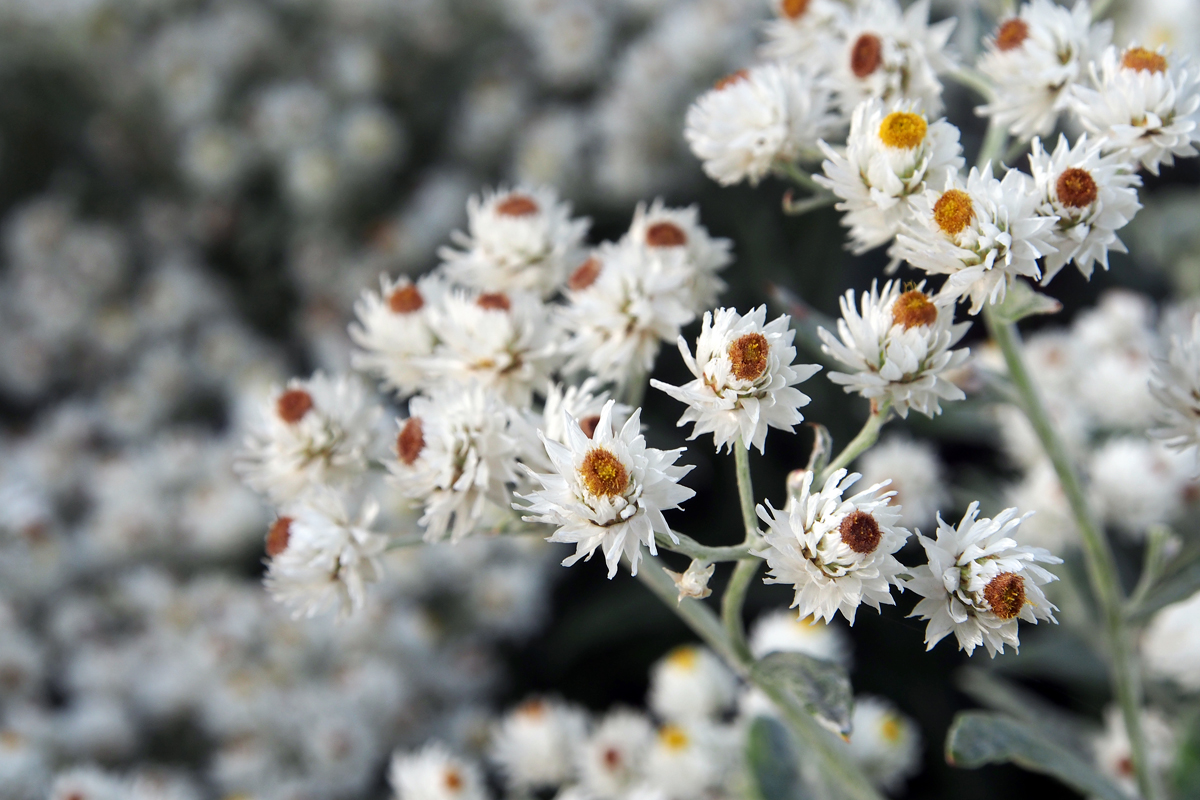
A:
[[946, 711, 1126, 800], [751, 651, 854, 737], [955, 668, 1097, 756], [991, 278, 1062, 323], [746, 715, 813, 800], [805, 424, 833, 475]]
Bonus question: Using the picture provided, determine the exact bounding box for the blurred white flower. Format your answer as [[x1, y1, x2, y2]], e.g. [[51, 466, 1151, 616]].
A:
[[1088, 437, 1189, 538], [1092, 706, 1176, 798], [623, 199, 732, 315], [490, 697, 587, 791], [1143, 590, 1200, 691], [349, 272, 445, 397], [748, 609, 852, 664], [1150, 313, 1200, 469], [759, 0, 849, 66], [389, 742, 488, 800], [842, 696, 922, 793], [648, 645, 737, 723], [577, 709, 654, 798]]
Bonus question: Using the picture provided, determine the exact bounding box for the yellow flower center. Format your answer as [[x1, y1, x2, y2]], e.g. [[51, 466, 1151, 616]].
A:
[[932, 189, 974, 236], [1121, 47, 1168, 74], [580, 448, 629, 498], [666, 645, 699, 669], [878, 112, 927, 150], [659, 725, 690, 751]]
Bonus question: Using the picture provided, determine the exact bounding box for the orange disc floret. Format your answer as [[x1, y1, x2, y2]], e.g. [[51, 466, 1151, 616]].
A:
[[994, 18, 1029, 52], [714, 69, 750, 90], [266, 517, 292, 557], [397, 417, 425, 465], [277, 389, 314, 423], [443, 768, 464, 791], [476, 292, 511, 311], [879, 111, 927, 150], [839, 510, 882, 554], [645, 221, 688, 247], [851, 34, 883, 78], [495, 194, 540, 216], [1121, 46, 1168, 74], [932, 189, 974, 236], [781, 0, 810, 19], [728, 333, 770, 381], [388, 283, 424, 313], [983, 572, 1026, 619], [568, 257, 602, 291], [891, 290, 938, 329], [579, 448, 629, 498], [1055, 167, 1099, 208]]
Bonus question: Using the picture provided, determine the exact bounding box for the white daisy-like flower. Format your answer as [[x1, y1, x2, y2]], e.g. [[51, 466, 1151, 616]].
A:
[[643, 722, 734, 800], [388, 384, 522, 543], [1150, 313, 1200, 468], [349, 272, 445, 397], [559, 242, 696, 389], [748, 609, 852, 664], [389, 742, 488, 800], [417, 288, 561, 407], [828, 0, 957, 117], [516, 401, 694, 578], [264, 489, 388, 619], [753, 469, 910, 624], [1005, 460, 1078, 552], [819, 281, 970, 418], [685, 62, 837, 187], [1092, 706, 1176, 798], [907, 502, 1061, 657], [1028, 134, 1142, 283], [438, 184, 590, 298], [893, 165, 1059, 314], [489, 697, 588, 791], [1143, 589, 1200, 691], [648, 645, 738, 724], [976, 0, 1112, 140], [577, 709, 654, 798], [759, 0, 850, 66], [815, 98, 964, 253], [1071, 44, 1200, 175], [842, 696, 922, 793], [1088, 436, 1189, 539], [651, 306, 821, 454], [623, 199, 733, 315], [858, 435, 949, 530], [520, 378, 632, 474], [238, 372, 379, 503]]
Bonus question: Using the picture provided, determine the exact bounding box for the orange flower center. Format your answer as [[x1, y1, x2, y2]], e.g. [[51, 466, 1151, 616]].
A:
[[714, 69, 750, 90], [266, 517, 291, 557], [476, 292, 511, 311], [983, 572, 1026, 619], [397, 417, 425, 465], [1056, 167, 1098, 208], [277, 389, 314, 423], [1121, 47, 1167, 74], [495, 194, 539, 216], [580, 448, 628, 498], [781, 0, 810, 19], [851, 34, 883, 78], [933, 189, 974, 235], [878, 112, 927, 149], [728, 333, 770, 381], [645, 221, 687, 247], [839, 510, 882, 554], [994, 18, 1028, 51], [388, 284, 424, 313], [444, 768, 463, 791], [892, 290, 938, 329], [568, 257, 602, 291]]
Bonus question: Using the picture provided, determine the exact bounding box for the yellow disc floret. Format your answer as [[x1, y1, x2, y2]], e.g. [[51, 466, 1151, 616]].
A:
[[1121, 47, 1168, 74], [878, 112, 927, 150], [932, 189, 974, 236], [580, 448, 629, 498]]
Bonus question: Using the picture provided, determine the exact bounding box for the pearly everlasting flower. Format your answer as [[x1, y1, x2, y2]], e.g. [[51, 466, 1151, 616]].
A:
[[858, 435, 949, 529], [577, 709, 654, 798], [417, 288, 561, 407], [977, 0, 1112, 139], [828, 0, 957, 117], [685, 62, 837, 186], [663, 559, 715, 602], [349, 272, 445, 397], [516, 401, 695, 579], [842, 696, 922, 793], [1150, 314, 1200, 468], [907, 502, 1061, 657], [893, 165, 1059, 314], [559, 242, 695, 389], [1071, 44, 1200, 175], [489, 697, 587, 791], [651, 306, 821, 453], [1088, 437, 1189, 538], [390, 743, 488, 800], [754, 469, 910, 624], [1028, 134, 1142, 283], [748, 609, 852, 664], [760, 0, 850, 66], [438, 185, 590, 298], [1092, 706, 1176, 798], [520, 378, 631, 473], [1143, 590, 1200, 691], [815, 98, 964, 253], [388, 384, 522, 543], [238, 372, 379, 503], [648, 645, 737, 724], [1006, 461, 1078, 552], [623, 200, 733, 315], [264, 489, 387, 619], [819, 282, 970, 418], [643, 723, 734, 800]]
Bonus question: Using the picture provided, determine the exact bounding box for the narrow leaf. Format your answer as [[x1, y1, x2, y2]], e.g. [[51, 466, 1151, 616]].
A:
[[752, 651, 854, 737], [991, 278, 1062, 323], [747, 716, 812, 800], [805, 424, 833, 476], [955, 668, 1097, 757]]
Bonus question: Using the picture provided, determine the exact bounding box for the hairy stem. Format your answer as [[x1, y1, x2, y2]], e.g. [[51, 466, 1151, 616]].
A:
[[654, 531, 754, 562], [984, 307, 1161, 800], [773, 160, 830, 195], [819, 400, 892, 483], [723, 442, 764, 661], [735, 443, 759, 540], [948, 66, 997, 103]]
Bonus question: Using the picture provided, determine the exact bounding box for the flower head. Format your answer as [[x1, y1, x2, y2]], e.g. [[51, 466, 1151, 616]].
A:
[[648, 645, 737, 724], [652, 306, 821, 453], [1150, 313, 1200, 470], [624, 200, 733, 315], [760, 0, 851, 66], [390, 743, 488, 800], [349, 272, 445, 397], [489, 697, 587, 791], [843, 696, 922, 792]]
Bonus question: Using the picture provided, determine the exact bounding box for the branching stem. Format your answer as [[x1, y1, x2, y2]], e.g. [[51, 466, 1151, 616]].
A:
[[819, 400, 892, 483]]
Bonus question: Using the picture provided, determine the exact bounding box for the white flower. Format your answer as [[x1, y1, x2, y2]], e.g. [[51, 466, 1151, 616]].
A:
[[819, 282, 970, 418], [520, 378, 631, 473], [647, 645, 737, 724], [438, 184, 590, 298], [815, 98, 964, 253], [828, 0, 957, 117], [489, 697, 588, 791], [663, 559, 715, 602], [643, 722, 734, 800], [1150, 313, 1200, 468], [1143, 589, 1200, 691], [1027, 134, 1142, 283], [651, 306, 821, 453], [417, 288, 561, 407], [1092, 706, 1176, 798], [842, 696, 922, 793], [1071, 290, 1162, 429], [748, 609, 852, 664], [264, 489, 387, 619], [623, 199, 733, 315], [907, 502, 1061, 657], [893, 165, 1059, 314], [685, 62, 836, 186], [389, 743, 488, 800], [388, 384, 522, 543], [577, 709, 654, 798], [1005, 461, 1078, 552], [976, 0, 1112, 139], [759, 0, 850, 66], [857, 435, 949, 529], [754, 469, 910, 624], [516, 401, 695, 579], [49, 767, 127, 800], [349, 272, 445, 397], [237, 372, 379, 503], [1070, 44, 1200, 175], [559, 242, 696, 389], [1088, 437, 1189, 538]]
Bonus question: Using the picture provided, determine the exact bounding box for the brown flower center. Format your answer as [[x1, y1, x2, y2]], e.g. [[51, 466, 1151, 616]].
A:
[[387, 284, 424, 313], [1121, 46, 1167, 74], [839, 510, 882, 554], [579, 414, 602, 439], [728, 333, 770, 381], [892, 290, 938, 329], [714, 69, 750, 90], [878, 111, 927, 149], [476, 292, 511, 311], [517, 698, 546, 717], [277, 389, 314, 423], [851, 34, 883, 78], [645, 221, 687, 247], [568, 257, 602, 291], [983, 572, 1026, 619], [444, 768, 464, 791], [496, 194, 539, 216], [603, 746, 622, 769], [266, 517, 291, 557], [994, 18, 1028, 51], [781, 0, 810, 19], [1056, 167, 1098, 208], [580, 448, 628, 498], [933, 189, 974, 235], [397, 417, 425, 465]]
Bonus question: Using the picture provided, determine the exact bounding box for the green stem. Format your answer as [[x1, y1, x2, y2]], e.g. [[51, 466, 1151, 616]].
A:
[[723, 442, 763, 661], [948, 66, 997, 103], [976, 121, 1009, 172], [735, 443, 759, 541], [984, 307, 1161, 800], [783, 192, 838, 216], [384, 533, 427, 551], [623, 365, 648, 408], [654, 531, 753, 562], [773, 160, 828, 195], [819, 400, 892, 483]]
